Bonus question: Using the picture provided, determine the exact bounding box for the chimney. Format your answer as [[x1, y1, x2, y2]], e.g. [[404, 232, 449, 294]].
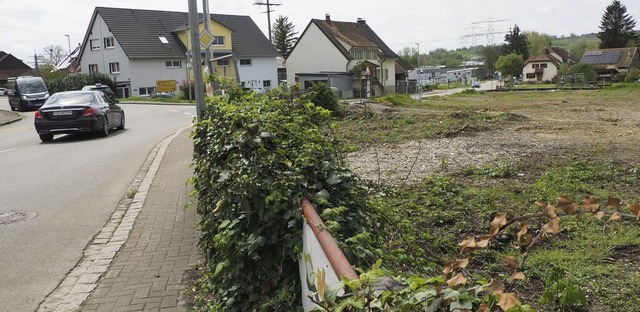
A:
[[357, 18, 366, 24], [325, 14, 331, 22]]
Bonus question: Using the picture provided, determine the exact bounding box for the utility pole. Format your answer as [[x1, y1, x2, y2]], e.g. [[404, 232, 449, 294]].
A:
[[188, 0, 205, 121], [202, 0, 215, 94], [416, 43, 421, 99], [253, 0, 281, 42]]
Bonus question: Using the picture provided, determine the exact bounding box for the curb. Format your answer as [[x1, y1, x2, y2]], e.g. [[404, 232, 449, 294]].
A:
[[37, 125, 192, 312], [0, 111, 22, 126]]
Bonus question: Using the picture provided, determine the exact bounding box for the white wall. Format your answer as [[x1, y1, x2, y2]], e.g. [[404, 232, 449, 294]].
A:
[[286, 23, 348, 85], [236, 56, 278, 90], [129, 60, 187, 96], [80, 15, 130, 82]]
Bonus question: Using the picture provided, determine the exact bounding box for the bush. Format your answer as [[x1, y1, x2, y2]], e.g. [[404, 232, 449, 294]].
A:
[[301, 82, 340, 113], [46, 73, 116, 95]]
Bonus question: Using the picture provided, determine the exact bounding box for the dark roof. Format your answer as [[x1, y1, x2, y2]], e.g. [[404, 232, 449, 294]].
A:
[[83, 7, 276, 60], [0, 51, 36, 80], [524, 46, 577, 67], [579, 47, 638, 69], [549, 46, 579, 64], [311, 18, 401, 61]]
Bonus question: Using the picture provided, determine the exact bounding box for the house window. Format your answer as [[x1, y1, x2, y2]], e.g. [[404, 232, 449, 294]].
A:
[[104, 37, 115, 49], [109, 62, 120, 74], [90, 39, 100, 50], [383, 69, 389, 80], [541, 63, 548, 68], [526, 73, 536, 79], [532, 64, 540, 69], [139, 87, 156, 95], [212, 36, 225, 46], [165, 60, 181, 68], [88, 64, 98, 73], [239, 59, 252, 66], [159, 36, 169, 44], [351, 49, 357, 59], [358, 49, 363, 60], [217, 59, 229, 66], [263, 80, 271, 88]]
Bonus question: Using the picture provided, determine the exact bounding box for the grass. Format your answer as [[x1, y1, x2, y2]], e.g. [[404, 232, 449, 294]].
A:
[[335, 83, 640, 311]]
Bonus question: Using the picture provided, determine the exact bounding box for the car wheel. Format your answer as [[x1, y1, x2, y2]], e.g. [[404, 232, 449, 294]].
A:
[[10, 105, 15, 111], [39, 134, 54, 142], [117, 113, 125, 130], [99, 117, 110, 137]]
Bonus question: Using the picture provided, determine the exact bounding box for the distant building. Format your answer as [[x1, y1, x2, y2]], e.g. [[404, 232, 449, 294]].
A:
[[523, 46, 578, 83], [579, 47, 639, 84], [0, 51, 37, 87]]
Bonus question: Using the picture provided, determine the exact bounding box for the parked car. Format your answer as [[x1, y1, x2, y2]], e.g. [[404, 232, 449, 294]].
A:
[[0, 87, 7, 95], [81, 83, 117, 103], [148, 92, 176, 99], [471, 81, 481, 88], [34, 91, 125, 142], [7, 76, 50, 111]]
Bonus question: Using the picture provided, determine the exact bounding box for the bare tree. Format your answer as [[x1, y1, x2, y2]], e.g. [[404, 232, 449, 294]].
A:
[[38, 45, 67, 68]]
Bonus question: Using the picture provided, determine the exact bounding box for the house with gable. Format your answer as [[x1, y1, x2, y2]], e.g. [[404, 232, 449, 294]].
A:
[[0, 51, 37, 87], [285, 15, 412, 97], [579, 47, 639, 84], [77, 7, 278, 98], [522, 46, 578, 83]]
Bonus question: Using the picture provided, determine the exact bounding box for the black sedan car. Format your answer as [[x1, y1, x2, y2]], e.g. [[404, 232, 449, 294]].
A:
[[34, 91, 125, 142]]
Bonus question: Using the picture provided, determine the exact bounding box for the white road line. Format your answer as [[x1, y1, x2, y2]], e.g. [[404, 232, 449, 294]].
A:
[[0, 148, 16, 154]]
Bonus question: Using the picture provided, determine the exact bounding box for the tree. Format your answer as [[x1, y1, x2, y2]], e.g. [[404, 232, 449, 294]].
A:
[[399, 46, 419, 67], [272, 15, 298, 58], [503, 24, 530, 60], [526, 31, 552, 57], [480, 45, 501, 78], [38, 45, 68, 69], [495, 53, 524, 78], [597, 0, 639, 48], [569, 63, 597, 83]]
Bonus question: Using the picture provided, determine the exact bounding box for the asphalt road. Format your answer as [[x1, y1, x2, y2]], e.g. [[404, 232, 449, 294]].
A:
[[0, 96, 195, 312]]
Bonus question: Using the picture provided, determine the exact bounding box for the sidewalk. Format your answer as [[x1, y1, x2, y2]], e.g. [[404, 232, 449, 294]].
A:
[[37, 127, 203, 311]]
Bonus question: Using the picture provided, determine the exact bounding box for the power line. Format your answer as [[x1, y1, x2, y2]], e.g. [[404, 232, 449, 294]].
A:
[[253, 0, 281, 42], [461, 17, 509, 47]]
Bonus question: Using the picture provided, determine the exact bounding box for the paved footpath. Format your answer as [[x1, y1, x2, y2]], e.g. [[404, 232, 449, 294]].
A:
[[39, 128, 203, 312]]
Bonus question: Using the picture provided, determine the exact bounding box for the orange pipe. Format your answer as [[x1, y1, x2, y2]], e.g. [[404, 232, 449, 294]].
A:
[[301, 198, 359, 280]]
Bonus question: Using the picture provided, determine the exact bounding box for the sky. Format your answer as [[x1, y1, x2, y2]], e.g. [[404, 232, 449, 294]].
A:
[[1, 0, 639, 66]]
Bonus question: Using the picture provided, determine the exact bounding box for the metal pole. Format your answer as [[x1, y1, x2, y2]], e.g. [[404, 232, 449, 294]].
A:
[[267, 0, 272, 42], [202, 0, 215, 93], [416, 43, 421, 99], [65, 34, 71, 55], [188, 0, 205, 121]]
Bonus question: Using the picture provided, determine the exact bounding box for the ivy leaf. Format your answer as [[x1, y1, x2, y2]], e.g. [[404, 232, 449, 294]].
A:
[[504, 256, 519, 269], [324, 281, 344, 305], [543, 217, 560, 235], [607, 197, 621, 210], [497, 292, 520, 311], [315, 189, 330, 200], [458, 236, 477, 255], [446, 273, 468, 287], [326, 171, 341, 185], [630, 203, 640, 221]]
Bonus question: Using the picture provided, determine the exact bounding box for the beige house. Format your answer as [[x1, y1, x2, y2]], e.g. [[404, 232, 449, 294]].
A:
[[522, 46, 578, 83]]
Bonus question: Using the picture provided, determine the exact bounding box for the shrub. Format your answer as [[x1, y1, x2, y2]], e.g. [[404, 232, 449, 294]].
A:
[[301, 82, 340, 113]]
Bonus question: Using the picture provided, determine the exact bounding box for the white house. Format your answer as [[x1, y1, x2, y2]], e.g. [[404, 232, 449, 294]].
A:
[[523, 46, 578, 83], [285, 15, 412, 97], [78, 7, 278, 97]]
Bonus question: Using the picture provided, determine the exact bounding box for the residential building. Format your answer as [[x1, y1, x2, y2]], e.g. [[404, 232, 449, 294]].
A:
[[579, 47, 639, 84], [285, 15, 412, 97], [77, 7, 277, 97], [523, 46, 578, 83], [0, 51, 37, 87]]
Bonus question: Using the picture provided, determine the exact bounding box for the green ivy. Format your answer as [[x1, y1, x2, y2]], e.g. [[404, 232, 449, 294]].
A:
[[189, 83, 381, 311]]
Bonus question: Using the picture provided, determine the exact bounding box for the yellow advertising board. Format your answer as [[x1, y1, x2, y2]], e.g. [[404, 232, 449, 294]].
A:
[[156, 80, 177, 93]]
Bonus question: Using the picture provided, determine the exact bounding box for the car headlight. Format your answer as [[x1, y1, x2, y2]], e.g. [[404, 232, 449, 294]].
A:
[[21, 95, 28, 100], [44, 93, 50, 99]]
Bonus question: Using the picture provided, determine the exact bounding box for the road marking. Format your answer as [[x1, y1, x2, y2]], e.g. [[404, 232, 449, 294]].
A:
[[0, 148, 16, 154]]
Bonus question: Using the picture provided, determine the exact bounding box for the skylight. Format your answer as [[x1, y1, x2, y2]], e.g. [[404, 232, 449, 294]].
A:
[[159, 36, 169, 44]]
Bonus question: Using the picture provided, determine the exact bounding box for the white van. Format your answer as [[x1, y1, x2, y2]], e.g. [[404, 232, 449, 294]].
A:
[[7, 76, 50, 111]]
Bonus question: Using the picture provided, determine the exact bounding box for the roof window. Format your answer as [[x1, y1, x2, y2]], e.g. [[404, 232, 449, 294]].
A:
[[159, 36, 169, 44]]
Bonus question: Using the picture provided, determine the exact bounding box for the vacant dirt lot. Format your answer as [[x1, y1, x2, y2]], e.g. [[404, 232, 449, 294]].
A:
[[347, 89, 640, 185]]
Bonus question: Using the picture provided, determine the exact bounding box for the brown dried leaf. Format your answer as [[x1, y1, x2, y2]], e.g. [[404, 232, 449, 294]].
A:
[[559, 201, 578, 215], [497, 293, 520, 311], [443, 261, 454, 276], [476, 234, 492, 248], [543, 204, 558, 219], [583, 196, 600, 212], [523, 234, 534, 247], [543, 217, 560, 235], [608, 212, 622, 222], [454, 258, 470, 270], [476, 303, 490, 312], [446, 272, 468, 287], [489, 212, 508, 236], [487, 280, 505, 295], [557, 195, 574, 205], [535, 200, 548, 208], [458, 236, 477, 254], [504, 256, 519, 269], [607, 197, 621, 210], [629, 204, 640, 221], [593, 210, 605, 221], [509, 272, 526, 283]]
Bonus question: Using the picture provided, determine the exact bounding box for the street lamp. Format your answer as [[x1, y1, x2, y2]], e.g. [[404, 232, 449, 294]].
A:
[[64, 34, 71, 55]]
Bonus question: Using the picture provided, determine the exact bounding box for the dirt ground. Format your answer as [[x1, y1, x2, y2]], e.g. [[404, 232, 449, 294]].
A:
[[346, 91, 640, 185]]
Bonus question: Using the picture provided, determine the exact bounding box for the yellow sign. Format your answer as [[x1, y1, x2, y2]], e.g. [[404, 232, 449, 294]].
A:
[[156, 80, 176, 93]]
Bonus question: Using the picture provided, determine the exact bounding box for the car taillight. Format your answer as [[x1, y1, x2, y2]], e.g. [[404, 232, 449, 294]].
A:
[[83, 107, 97, 116], [34, 111, 43, 119]]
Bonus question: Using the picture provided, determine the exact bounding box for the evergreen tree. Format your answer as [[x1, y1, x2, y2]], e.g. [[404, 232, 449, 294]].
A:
[[272, 15, 298, 58], [597, 0, 639, 48], [502, 25, 530, 60]]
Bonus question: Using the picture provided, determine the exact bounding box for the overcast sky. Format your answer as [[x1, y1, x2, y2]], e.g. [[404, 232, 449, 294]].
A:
[[1, 0, 638, 66]]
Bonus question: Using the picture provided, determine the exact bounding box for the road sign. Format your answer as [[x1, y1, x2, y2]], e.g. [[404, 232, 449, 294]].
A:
[[156, 80, 177, 93]]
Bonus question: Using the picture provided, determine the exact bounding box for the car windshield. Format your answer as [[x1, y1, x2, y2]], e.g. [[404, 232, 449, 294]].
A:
[[17, 78, 47, 93], [43, 92, 94, 107]]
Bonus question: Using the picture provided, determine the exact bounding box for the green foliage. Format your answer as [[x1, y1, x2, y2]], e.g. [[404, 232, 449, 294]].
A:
[[495, 53, 525, 78], [503, 24, 530, 60], [46, 72, 116, 94], [624, 68, 640, 82], [526, 31, 552, 58], [568, 63, 597, 84], [189, 86, 380, 311], [597, 0, 639, 48], [540, 266, 587, 311], [301, 82, 340, 113], [272, 15, 298, 58]]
